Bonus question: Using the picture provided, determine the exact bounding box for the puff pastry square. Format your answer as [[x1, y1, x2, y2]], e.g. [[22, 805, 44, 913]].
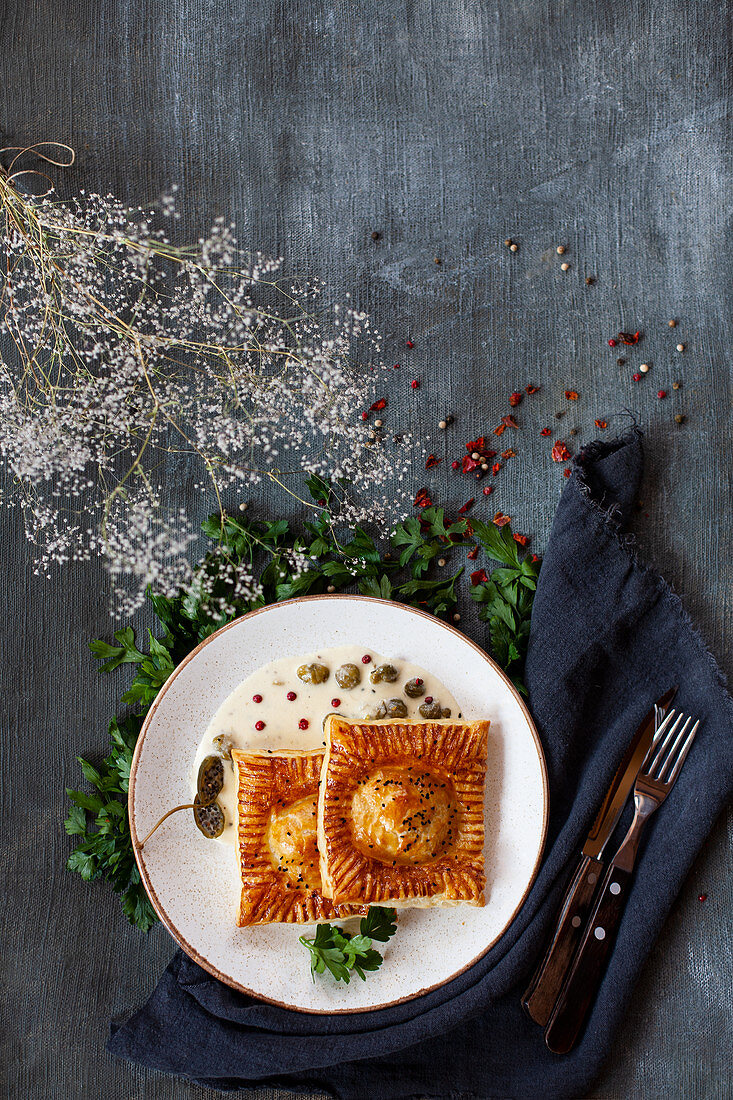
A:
[[232, 749, 365, 926], [318, 716, 489, 908]]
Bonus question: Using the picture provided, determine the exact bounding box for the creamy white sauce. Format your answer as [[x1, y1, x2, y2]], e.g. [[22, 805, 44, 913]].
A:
[[193, 644, 463, 844]]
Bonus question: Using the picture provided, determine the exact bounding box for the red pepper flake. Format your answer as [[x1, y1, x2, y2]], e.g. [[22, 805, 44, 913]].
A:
[[410, 379, 419, 388], [464, 519, 474, 537], [513, 533, 529, 547], [530, 554, 540, 562], [632, 372, 642, 381], [370, 397, 387, 411], [467, 545, 479, 560], [470, 569, 488, 586], [458, 497, 475, 514], [501, 448, 516, 459], [492, 511, 511, 528], [482, 486, 493, 496], [525, 384, 540, 394], [501, 414, 519, 428], [491, 462, 502, 475], [466, 436, 487, 453], [361, 411, 368, 420], [595, 419, 608, 430], [563, 468, 571, 478], [493, 423, 506, 436], [608, 338, 617, 347], [540, 427, 552, 437], [657, 389, 667, 399], [393, 362, 401, 369], [462, 454, 480, 474], [619, 330, 641, 345], [425, 454, 441, 469], [552, 441, 571, 463], [406, 339, 414, 348], [565, 390, 579, 401], [413, 487, 433, 508], [451, 460, 459, 470], [509, 392, 523, 407]]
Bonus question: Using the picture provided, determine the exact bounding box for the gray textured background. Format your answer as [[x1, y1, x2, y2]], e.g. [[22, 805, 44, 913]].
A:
[[1, 1, 731, 1097]]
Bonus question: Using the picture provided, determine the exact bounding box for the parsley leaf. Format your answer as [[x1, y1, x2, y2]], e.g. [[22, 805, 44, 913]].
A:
[[299, 907, 398, 983]]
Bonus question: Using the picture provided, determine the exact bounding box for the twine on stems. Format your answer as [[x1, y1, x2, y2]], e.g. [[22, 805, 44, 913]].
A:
[[0, 141, 75, 196]]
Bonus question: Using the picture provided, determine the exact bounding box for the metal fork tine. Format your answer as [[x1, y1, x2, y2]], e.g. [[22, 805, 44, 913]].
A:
[[656, 716, 692, 782], [646, 712, 684, 778], [665, 720, 700, 787], [650, 708, 676, 749]]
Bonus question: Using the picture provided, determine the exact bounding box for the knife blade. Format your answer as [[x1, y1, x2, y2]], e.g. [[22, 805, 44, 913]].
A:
[[522, 686, 678, 1026]]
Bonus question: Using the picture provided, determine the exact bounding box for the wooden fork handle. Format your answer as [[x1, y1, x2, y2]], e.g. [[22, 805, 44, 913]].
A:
[[522, 853, 604, 1026], [544, 862, 633, 1054]]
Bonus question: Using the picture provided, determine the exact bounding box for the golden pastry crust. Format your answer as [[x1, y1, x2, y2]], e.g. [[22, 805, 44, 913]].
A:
[[233, 749, 365, 926], [318, 716, 489, 908]]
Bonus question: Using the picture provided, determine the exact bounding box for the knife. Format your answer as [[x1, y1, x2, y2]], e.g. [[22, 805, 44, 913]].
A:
[[522, 687, 677, 1026]]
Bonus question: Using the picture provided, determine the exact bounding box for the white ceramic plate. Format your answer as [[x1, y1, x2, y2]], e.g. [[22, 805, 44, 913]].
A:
[[130, 595, 548, 1013]]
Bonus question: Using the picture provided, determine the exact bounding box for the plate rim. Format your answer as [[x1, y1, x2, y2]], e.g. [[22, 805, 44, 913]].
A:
[[129, 593, 549, 1014]]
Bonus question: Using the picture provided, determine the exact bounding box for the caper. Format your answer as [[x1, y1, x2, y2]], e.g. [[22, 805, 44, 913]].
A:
[[297, 662, 330, 684], [404, 677, 426, 698], [377, 697, 408, 718], [442, 707, 452, 718], [212, 734, 233, 760], [335, 663, 361, 689], [370, 663, 399, 684], [193, 796, 225, 839], [419, 699, 444, 719], [197, 755, 225, 805]]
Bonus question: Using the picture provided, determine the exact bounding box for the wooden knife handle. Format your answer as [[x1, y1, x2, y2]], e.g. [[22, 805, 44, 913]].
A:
[[544, 863, 633, 1054], [522, 853, 604, 1026]]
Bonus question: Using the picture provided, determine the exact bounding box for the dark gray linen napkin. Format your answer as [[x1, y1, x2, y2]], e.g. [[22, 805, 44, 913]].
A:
[[109, 433, 733, 1098]]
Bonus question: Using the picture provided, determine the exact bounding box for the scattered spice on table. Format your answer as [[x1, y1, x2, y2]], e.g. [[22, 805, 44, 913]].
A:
[[540, 427, 552, 436], [413, 488, 433, 508], [552, 440, 571, 463], [595, 419, 608, 430], [565, 390, 579, 400], [411, 379, 419, 388], [563, 468, 572, 478], [492, 511, 511, 527], [370, 397, 387, 411], [458, 498, 475, 514], [425, 454, 441, 469], [509, 391, 523, 407], [470, 569, 488, 586], [405, 339, 414, 348], [513, 533, 529, 547]]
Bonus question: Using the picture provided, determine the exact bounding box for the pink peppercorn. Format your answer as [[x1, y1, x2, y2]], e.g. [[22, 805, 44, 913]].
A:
[[410, 379, 419, 388], [393, 362, 401, 369], [406, 339, 414, 348], [608, 338, 617, 347], [657, 389, 667, 399], [361, 654, 372, 664], [633, 372, 642, 381], [286, 691, 297, 701], [698, 893, 707, 902], [483, 486, 493, 495], [361, 411, 368, 420], [255, 720, 265, 731], [331, 698, 341, 707], [298, 718, 309, 730], [451, 460, 459, 470], [253, 694, 263, 703]]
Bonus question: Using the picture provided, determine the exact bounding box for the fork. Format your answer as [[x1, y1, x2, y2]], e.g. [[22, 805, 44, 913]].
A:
[[544, 708, 701, 1054]]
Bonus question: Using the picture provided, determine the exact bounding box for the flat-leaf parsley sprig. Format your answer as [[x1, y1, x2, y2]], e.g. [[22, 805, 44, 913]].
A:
[[300, 907, 398, 983]]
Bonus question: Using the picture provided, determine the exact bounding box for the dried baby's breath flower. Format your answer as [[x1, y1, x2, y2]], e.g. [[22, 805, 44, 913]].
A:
[[0, 169, 412, 613]]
